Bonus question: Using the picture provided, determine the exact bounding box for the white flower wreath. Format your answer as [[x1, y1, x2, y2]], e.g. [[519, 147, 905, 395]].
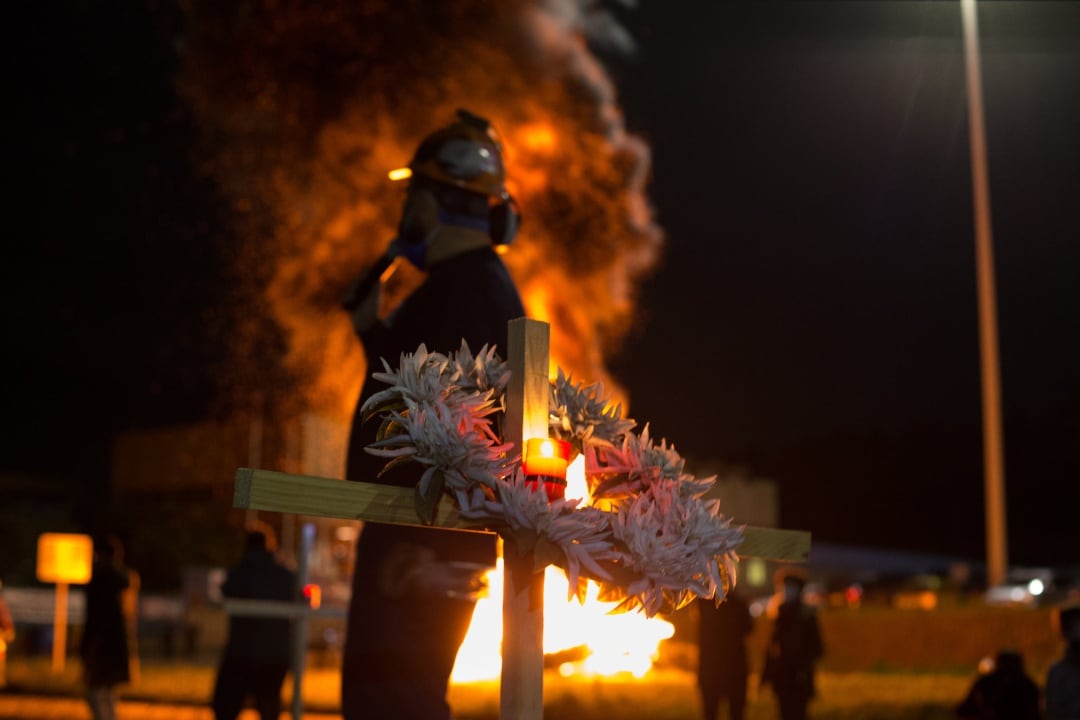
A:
[[362, 341, 743, 617]]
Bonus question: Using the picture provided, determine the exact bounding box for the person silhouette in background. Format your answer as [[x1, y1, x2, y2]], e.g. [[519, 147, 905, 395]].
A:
[[0, 577, 15, 689], [80, 534, 135, 720], [761, 569, 823, 720], [340, 108, 525, 720], [697, 590, 753, 720], [212, 526, 296, 720], [1046, 605, 1080, 720], [955, 649, 1041, 719]]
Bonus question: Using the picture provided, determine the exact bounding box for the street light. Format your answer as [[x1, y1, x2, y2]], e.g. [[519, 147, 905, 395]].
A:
[[960, 0, 1008, 587]]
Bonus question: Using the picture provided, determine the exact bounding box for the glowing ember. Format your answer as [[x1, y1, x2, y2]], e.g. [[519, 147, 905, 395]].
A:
[[450, 456, 675, 683]]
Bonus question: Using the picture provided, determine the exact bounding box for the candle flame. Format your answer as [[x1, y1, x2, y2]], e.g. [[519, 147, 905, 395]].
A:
[[538, 440, 555, 458]]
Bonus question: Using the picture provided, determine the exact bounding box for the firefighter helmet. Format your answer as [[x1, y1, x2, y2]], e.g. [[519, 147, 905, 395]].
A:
[[407, 109, 508, 199]]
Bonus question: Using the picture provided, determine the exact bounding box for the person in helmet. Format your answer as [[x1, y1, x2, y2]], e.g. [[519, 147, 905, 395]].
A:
[[342, 108, 519, 310], [340, 109, 525, 720]]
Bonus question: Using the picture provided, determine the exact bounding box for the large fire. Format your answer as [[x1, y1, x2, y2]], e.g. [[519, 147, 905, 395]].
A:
[[451, 456, 675, 682], [179, 1, 662, 438], [450, 561, 675, 683], [180, 1, 673, 676]]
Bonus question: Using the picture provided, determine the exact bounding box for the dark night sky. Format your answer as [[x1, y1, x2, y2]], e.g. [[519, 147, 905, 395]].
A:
[[610, 2, 1080, 565], [5, 3, 1078, 566]]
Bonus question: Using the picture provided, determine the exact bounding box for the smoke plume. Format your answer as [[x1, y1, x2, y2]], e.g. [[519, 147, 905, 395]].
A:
[[180, 0, 662, 432]]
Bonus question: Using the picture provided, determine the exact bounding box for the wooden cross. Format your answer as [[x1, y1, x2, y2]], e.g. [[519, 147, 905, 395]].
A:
[[232, 317, 810, 719]]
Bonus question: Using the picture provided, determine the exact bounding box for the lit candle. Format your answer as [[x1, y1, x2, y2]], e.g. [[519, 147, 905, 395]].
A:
[[523, 438, 571, 501]]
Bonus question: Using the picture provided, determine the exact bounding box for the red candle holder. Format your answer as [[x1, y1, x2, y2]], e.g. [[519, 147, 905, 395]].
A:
[[522, 437, 571, 502]]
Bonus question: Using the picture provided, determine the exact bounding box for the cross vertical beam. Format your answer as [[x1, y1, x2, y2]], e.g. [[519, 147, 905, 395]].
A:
[[500, 317, 550, 720]]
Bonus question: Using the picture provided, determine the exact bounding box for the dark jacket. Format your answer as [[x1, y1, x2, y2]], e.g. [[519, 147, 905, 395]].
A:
[[342, 246, 524, 719], [697, 595, 753, 692], [762, 600, 824, 701], [221, 549, 295, 665], [80, 560, 131, 686], [1045, 642, 1079, 720], [345, 246, 525, 577]]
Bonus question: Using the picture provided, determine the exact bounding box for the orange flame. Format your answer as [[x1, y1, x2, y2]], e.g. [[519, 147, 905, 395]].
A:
[[181, 2, 661, 434], [451, 457, 674, 682], [181, 5, 671, 675]]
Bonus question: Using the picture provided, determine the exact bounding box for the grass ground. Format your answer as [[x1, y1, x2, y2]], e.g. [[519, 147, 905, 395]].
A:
[[4, 657, 971, 720]]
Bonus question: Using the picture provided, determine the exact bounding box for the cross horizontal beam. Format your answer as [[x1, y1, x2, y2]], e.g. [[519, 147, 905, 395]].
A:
[[234, 468, 810, 562], [223, 599, 347, 619]]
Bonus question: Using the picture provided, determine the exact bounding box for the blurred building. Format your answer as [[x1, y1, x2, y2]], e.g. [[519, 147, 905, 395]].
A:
[[111, 413, 357, 592]]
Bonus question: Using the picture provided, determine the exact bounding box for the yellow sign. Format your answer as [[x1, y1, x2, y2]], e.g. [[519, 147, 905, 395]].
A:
[[36, 533, 93, 584]]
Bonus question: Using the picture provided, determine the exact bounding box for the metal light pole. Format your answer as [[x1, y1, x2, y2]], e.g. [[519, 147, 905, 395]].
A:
[[960, 0, 1008, 587]]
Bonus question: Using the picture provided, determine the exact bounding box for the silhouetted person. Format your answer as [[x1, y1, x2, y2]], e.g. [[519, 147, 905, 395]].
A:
[[212, 528, 296, 720], [340, 109, 525, 720], [1046, 606, 1080, 720], [697, 591, 753, 720], [80, 534, 134, 720], [955, 649, 1041, 719], [0, 577, 14, 689], [761, 570, 823, 720]]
